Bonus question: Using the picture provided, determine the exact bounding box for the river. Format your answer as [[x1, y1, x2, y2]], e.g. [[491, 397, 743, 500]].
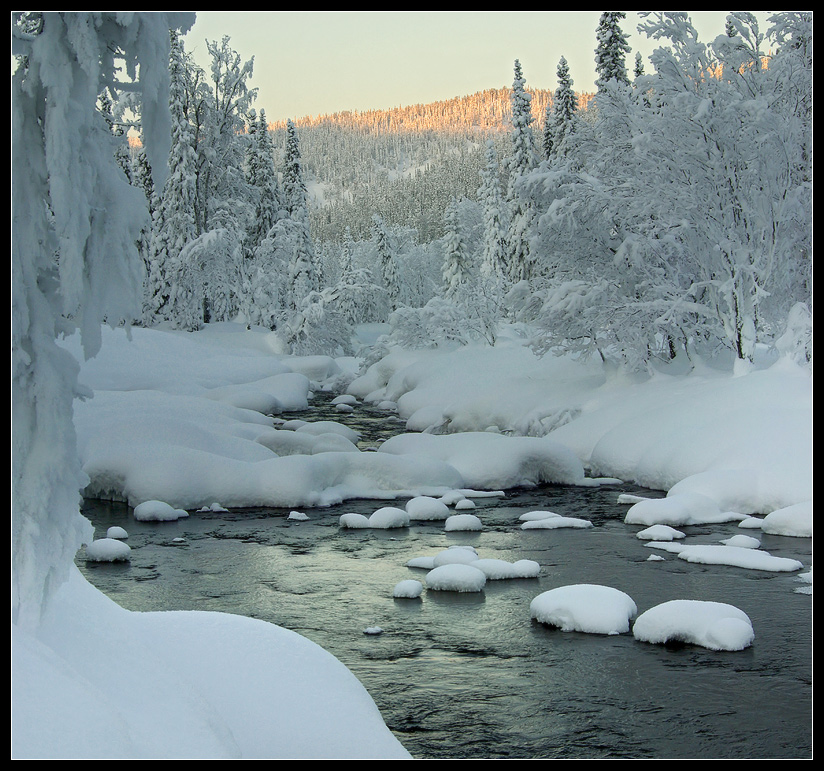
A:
[[76, 396, 812, 759]]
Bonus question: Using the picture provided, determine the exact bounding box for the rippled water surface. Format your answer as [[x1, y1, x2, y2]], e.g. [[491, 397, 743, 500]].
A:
[[77, 399, 812, 759]]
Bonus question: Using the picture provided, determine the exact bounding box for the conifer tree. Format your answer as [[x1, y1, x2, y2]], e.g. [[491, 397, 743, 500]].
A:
[[144, 29, 198, 326], [441, 198, 472, 299], [595, 12, 631, 89], [545, 56, 580, 160], [246, 108, 282, 248], [373, 214, 399, 312], [506, 60, 538, 283], [279, 119, 319, 309], [477, 140, 509, 282], [633, 51, 645, 79]]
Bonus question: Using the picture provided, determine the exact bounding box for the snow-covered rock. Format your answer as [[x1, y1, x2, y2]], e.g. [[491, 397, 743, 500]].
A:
[[530, 584, 637, 635], [368, 506, 410, 529], [133, 500, 189, 522], [720, 534, 760, 548], [392, 579, 423, 599], [444, 513, 483, 531], [761, 500, 812, 537], [472, 558, 540, 580], [432, 546, 479, 567], [635, 524, 685, 541], [84, 539, 131, 563], [406, 495, 450, 521], [520, 513, 593, 530], [646, 542, 804, 572], [632, 600, 755, 651], [339, 512, 371, 529], [425, 564, 487, 592]]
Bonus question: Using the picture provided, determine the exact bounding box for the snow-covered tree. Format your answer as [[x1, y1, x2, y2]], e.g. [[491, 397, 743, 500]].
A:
[[144, 30, 198, 326], [595, 11, 631, 89], [545, 56, 580, 160], [372, 214, 400, 313], [12, 11, 194, 629], [441, 198, 473, 299], [279, 119, 319, 310], [523, 12, 811, 369], [477, 140, 509, 284], [246, 108, 282, 248], [505, 60, 539, 284], [196, 35, 257, 237]]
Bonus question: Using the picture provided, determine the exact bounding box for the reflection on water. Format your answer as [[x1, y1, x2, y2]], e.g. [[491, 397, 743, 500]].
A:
[[76, 397, 812, 759]]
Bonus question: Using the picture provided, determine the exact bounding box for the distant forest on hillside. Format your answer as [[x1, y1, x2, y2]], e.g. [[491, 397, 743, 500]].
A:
[[268, 87, 596, 242]]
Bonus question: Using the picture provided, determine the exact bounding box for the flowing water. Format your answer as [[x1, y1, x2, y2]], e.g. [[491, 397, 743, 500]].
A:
[[76, 397, 812, 759]]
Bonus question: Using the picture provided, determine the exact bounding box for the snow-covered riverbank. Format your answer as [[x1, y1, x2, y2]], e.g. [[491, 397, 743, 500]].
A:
[[13, 322, 811, 758]]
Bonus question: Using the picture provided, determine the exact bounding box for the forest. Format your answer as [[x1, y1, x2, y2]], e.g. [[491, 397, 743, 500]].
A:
[[119, 12, 811, 372]]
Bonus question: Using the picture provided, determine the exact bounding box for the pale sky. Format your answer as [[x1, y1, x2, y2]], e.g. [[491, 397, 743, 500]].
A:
[[184, 11, 774, 123]]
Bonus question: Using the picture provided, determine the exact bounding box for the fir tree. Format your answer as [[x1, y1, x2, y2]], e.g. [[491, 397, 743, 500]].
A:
[[545, 56, 580, 160], [373, 214, 399, 312], [595, 12, 631, 89], [246, 108, 282, 247], [506, 60, 538, 284], [279, 119, 319, 309], [144, 30, 198, 326], [441, 198, 472, 299], [633, 51, 645, 79], [477, 140, 509, 282]]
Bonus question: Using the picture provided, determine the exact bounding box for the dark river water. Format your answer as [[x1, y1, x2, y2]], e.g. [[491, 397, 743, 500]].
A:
[[76, 398, 812, 760]]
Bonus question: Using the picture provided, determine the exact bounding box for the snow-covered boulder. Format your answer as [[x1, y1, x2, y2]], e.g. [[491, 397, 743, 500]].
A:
[[636, 524, 685, 541], [520, 513, 593, 530], [406, 496, 450, 521], [339, 512, 370, 529], [84, 538, 131, 563], [530, 584, 637, 635], [406, 556, 436, 570], [392, 579, 423, 599], [720, 534, 760, 548], [472, 558, 540, 580], [105, 526, 128, 540], [444, 513, 483, 531], [644, 541, 805, 572], [425, 564, 487, 593], [368, 506, 410, 529], [676, 544, 803, 572], [432, 546, 479, 567], [632, 600, 755, 651], [761, 500, 812, 537], [133, 500, 189, 522]]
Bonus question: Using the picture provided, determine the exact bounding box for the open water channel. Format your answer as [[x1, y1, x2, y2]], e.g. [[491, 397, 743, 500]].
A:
[[77, 397, 812, 759]]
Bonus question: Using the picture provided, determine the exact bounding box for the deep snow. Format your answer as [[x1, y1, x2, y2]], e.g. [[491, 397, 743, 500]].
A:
[[13, 321, 811, 758]]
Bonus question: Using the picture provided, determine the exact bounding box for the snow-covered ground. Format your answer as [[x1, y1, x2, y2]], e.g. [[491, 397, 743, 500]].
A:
[[13, 321, 811, 758]]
